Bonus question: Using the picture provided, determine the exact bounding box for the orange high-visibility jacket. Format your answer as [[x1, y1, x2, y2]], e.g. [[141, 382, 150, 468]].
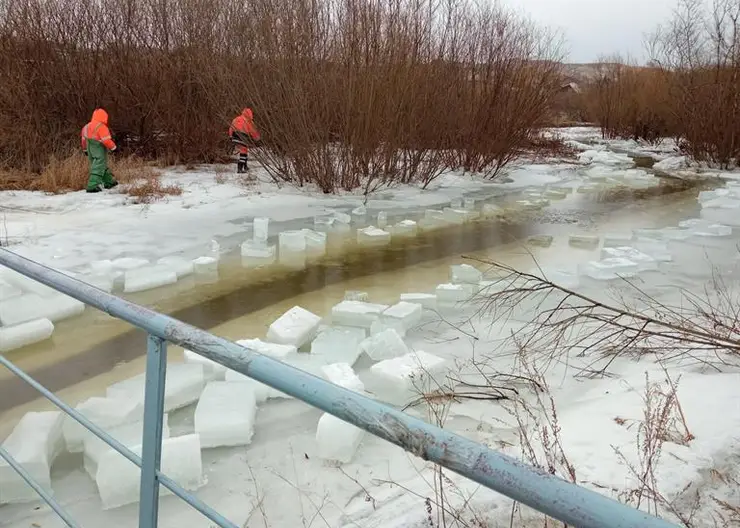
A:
[[81, 109, 116, 152], [229, 108, 261, 142]]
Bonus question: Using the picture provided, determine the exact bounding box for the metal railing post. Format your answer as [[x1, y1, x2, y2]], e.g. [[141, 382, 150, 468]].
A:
[[138, 334, 168, 528]]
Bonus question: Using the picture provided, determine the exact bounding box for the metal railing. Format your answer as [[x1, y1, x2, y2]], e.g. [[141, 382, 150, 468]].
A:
[[0, 248, 678, 528]]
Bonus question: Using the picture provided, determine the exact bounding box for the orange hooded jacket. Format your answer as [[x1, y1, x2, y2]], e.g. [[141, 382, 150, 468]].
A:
[[81, 109, 116, 152], [229, 108, 261, 151]]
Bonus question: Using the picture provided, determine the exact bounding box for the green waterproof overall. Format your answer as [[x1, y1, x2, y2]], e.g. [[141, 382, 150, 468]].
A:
[[85, 126, 116, 192]]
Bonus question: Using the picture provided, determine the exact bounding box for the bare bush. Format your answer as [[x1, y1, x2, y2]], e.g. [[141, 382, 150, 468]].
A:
[[0, 0, 564, 192]]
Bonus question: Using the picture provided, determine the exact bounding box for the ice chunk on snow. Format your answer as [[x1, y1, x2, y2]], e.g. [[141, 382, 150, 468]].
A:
[[106, 363, 205, 413], [0, 279, 22, 301], [96, 434, 202, 510], [450, 264, 482, 284], [110, 257, 150, 272], [183, 349, 228, 381], [579, 258, 639, 280], [237, 338, 297, 359], [601, 246, 658, 271], [400, 293, 436, 311], [253, 217, 269, 244], [322, 363, 365, 392], [123, 265, 177, 293], [357, 226, 391, 246], [369, 351, 447, 405], [0, 293, 84, 326], [315, 413, 364, 463], [63, 396, 142, 454], [653, 155, 688, 172], [331, 300, 389, 328], [382, 301, 422, 333], [1, 268, 58, 297], [83, 418, 170, 477], [568, 234, 599, 248], [0, 318, 54, 352], [192, 256, 218, 274], [266, 306, 322, 348], [359, 328, 409, 361], [0, 412, 64, 504], [195, 382, 257, 448], [526, 235, 554, 247], [310, 326, 365, 365], [344, 290, 369, 302], [156, 256, 194, 278], [435, 283, 470, 303]]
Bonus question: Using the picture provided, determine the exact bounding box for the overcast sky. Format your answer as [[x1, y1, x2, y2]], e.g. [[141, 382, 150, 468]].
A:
[[510, 0, 680, 63]]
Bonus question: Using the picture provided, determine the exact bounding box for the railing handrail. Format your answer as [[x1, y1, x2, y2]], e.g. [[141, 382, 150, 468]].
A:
[[0, 248, 678, 528]]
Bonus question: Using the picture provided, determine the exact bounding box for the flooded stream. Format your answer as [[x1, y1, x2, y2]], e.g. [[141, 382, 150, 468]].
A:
[[0, 172, 706, 425]]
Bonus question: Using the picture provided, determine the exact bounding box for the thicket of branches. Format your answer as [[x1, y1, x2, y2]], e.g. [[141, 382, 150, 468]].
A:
[[0, 0, 565, 192], [578, 0, 740, 168]]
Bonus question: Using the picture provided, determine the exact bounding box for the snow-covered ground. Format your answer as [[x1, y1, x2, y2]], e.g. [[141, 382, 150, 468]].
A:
[[2, 127, 740, 527]]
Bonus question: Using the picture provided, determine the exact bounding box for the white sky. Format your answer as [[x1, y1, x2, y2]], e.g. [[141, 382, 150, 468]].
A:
[[509, 0, 680, 63]]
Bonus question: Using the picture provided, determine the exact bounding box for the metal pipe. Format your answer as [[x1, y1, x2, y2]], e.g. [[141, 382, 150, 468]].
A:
[[0, 248, 678, 528]]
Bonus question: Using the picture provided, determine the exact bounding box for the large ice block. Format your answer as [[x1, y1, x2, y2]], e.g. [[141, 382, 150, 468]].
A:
[[226, 355, 328, 401], [278, 230, 307, 268], [450, 264, 482, 285], [83, 418, 171, 478], [359, 328, 409, 361], [63, 396, 142, 453], [631, 239, 673, 262], [0, 411, 64, 504], [331, 300, 389, 328], [381, 302, 422, 333], [315, 413, 364, 464], [392, 219, 418, 237], [96, 434, 203, 510], [369, 351, 447, 405], [0, 318, 54, 352], [253, 217, 270, 244], [237, 338, 298, 359], [224, 369, 279, 402], [377, 211, 388, 228], [0, 293, 84, 326], [266, 306, 322, 348], [302, 229, 327, 259], [435, 283, 470, 303], [400, 293, 437, 311], [1, 268, 58, 296], [310, 326, 365, 365], [157, 256, 194, 278], [123, 265, 178, 293], [106, 363, 205, 413], [183, 349, 228, 381], [579, 258, 639, 280], [568, 234, 599, 248], [321, 363, 365, 392], [111, 257, 150, 271], [601, 246, 658, 271], [195, 382, 257, 448], [357, 226, 391, 246], [241, 240, 276, 268], [192, 256, 218, 274]]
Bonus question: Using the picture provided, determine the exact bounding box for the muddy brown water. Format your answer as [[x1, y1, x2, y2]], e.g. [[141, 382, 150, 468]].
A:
[[0, 178, 707, 415]]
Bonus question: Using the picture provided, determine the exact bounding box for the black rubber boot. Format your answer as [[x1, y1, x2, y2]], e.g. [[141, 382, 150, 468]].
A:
[[104, 180, 119, 189], [86, 187, 102, 194]]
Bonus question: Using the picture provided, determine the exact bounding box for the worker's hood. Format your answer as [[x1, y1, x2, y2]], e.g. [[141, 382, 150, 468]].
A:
[[91, 108, 108, 125], [242, 108, 253, 120]]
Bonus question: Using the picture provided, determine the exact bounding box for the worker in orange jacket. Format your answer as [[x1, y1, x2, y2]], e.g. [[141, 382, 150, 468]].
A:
[[81, 108, 118, 193], [229, 108, 262, 173]]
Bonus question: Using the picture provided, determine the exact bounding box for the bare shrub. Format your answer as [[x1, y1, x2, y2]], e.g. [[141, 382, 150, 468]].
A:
[[648, 0, 740, 168], [582, 58, 674, 143], [0, 0, 564, 193], [121, 176, 183, 204]]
